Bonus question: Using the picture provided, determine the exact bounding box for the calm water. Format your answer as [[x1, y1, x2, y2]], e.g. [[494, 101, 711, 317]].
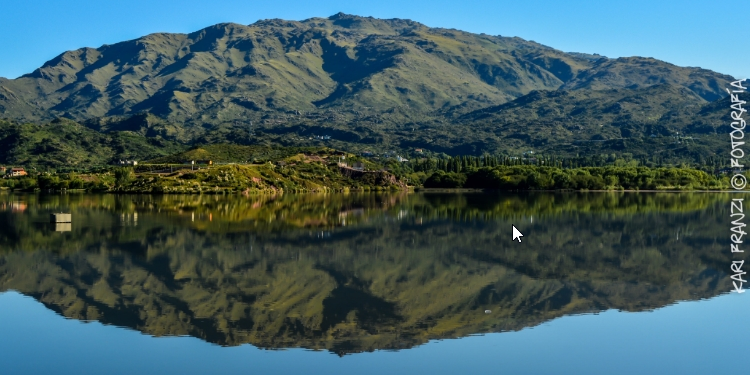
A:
[[0, 192, 747, 374]]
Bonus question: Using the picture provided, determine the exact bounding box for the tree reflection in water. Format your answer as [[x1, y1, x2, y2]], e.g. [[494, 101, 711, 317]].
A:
[[0, 192, 733, 355]]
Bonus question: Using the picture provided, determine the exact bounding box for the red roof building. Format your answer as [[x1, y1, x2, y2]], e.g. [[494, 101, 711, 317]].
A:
[[9, 168, 27, 177]]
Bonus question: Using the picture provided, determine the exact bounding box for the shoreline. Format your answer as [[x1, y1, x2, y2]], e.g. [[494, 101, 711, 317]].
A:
[[3, 188, 749, 195], [416, 188, 750, 193]]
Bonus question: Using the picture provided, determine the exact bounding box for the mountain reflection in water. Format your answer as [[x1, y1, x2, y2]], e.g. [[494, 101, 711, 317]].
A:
[[0, 192, 734, 355]]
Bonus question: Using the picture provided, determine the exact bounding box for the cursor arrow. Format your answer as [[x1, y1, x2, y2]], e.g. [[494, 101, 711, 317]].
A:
[[512, 225, 523, 243]]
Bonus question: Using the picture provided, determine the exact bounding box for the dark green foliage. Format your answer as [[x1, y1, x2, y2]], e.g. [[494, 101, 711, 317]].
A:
[[0, 177, 36, 190], [114, 168, 135, 188], [0, 118, 185, 169], [425, 165, 727, 190], [423, 171, 467, 188]]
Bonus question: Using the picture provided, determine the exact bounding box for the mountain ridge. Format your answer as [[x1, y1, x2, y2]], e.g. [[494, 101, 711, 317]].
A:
[[0, 13, 739, 163], [1, 13, 732, 121]]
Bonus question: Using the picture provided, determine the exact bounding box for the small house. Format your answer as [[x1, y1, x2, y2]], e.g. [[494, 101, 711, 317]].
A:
[[415, 149, 424, 153], [0, 166, 6, 174], [10, 202, 26, 212], [10, 168, 27, 177], [352, 162, 365, 171], [118, 160, 138, 166]]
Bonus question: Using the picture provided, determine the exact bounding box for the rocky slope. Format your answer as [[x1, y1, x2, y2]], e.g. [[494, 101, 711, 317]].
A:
[[0, 13, 738, 162]]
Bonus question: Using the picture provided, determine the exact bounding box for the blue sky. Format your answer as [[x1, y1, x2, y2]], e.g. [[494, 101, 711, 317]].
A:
[[1, 0, 745, 79]]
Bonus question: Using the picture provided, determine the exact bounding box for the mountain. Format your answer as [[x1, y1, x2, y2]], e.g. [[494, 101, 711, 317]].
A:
[[0, 13, 597, 121], [559, 56, 727, 101], [0, 13, 738, 163], [449, 84, 728, 160]]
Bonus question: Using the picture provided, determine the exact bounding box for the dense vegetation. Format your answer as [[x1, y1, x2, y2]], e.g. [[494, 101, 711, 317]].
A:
[[1, 148, 405, 193], [0, 144, 740, 192], [0, 118, 184, 169], [421, 165, 728, 190]]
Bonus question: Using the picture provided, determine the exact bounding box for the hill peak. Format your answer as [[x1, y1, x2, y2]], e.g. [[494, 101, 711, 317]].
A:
[[328, 12, 364, 20]]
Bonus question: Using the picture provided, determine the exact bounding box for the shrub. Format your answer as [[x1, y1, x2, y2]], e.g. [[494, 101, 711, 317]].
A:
[[424, 171, 467, 188]]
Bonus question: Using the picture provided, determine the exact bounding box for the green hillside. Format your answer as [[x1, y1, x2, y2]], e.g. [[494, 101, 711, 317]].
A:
[[451, 84, 729, 161], [0, 13, 606, 123], [0, 13, 740, 165], [0, 118, 184, 168]]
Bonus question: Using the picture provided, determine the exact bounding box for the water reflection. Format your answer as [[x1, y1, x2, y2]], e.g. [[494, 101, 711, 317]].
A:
[[0, 192, 735, 355]]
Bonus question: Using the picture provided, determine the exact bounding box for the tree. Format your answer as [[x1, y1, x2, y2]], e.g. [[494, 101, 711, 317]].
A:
[[114, 168, 135, 188]]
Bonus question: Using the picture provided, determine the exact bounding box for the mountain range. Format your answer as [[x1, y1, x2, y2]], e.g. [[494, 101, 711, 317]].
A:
[[0, 13, 738, 165]]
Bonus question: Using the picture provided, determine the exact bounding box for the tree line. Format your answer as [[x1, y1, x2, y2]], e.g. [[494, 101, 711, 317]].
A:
[[409, 153, 726, 174], [421, 165, 732, 190]]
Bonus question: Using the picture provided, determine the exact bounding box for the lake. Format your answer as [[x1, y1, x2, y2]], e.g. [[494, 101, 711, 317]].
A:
[[0, 192, 747, 374]]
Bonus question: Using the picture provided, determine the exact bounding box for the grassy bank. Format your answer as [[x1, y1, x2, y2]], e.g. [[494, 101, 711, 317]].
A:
[[1, 154, 405, 194]]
